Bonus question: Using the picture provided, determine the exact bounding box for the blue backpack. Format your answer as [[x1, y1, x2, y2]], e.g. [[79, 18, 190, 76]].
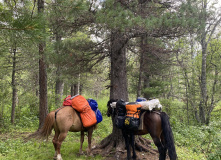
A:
[[87, 98, 103, 123]]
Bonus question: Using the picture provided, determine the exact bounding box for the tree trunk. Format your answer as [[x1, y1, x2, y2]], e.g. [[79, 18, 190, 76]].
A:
[[94, 31, 153, 158], [54, 21, 64, 106], [137, 36, 145, 98], [55, 65, 64, 106], [199, 0, 208, 124], [94, 30, 128, 159], [71, 83, 78, 96], [200, 40, 207, 124], [143, 73, 150, 99], [94, 31, 157, 159], [110, 31, 129, 101], [38, 0, 48, 129], [11, 48, 17, 124], [190, 35, 200, 123]]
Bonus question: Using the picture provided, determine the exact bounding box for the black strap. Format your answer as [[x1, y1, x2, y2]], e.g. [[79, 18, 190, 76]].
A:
[[55, 106, 71, 120]]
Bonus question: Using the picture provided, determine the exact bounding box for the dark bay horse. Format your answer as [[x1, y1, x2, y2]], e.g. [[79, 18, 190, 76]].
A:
[[107, 99, 177, 160], [38, 106, 97, 160]]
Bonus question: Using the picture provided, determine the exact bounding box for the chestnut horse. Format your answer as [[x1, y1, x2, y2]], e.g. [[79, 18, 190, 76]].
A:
[[107, 99, 177, 160], [38, 106, 96, 160]]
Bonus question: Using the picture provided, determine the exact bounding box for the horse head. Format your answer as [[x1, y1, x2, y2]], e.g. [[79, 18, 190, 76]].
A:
[[106, 99, 118, 117]]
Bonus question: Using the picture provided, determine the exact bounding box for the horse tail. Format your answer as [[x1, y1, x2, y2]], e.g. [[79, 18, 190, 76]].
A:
[[160, 112, 177, 160], [38, 111, 55, 140]]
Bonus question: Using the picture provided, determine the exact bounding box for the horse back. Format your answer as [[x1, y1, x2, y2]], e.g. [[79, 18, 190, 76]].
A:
[[55, 106, 84, 132], [135, 111, 162, 136]]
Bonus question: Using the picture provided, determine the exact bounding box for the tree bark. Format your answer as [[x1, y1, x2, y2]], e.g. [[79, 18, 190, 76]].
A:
[[143, 73, 150, 99], [38, 0, 48, 129], [137, 36, 145, 98], [55, 78, 64, 106], [199, 0, 208, 124], [11, 48, 17, 124], [54, 16, 64, 106], [71, 83, 78, 96], [110, 31, 129, 101]]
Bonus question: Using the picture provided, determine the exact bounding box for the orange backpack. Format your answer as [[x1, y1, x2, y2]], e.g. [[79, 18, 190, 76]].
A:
[[125, 103, 141, 118], [124, 102, 141, 131]]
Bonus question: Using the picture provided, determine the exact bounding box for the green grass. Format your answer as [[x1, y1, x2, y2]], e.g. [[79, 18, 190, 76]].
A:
[[0, 116, 112, 160]]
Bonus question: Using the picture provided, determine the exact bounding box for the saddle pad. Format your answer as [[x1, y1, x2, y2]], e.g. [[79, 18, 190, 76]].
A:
[[138, 111, 146, 130]]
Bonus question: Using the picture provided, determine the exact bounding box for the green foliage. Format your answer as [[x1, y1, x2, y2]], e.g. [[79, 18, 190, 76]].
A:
[[172, 114, 221, 159], [142, 80, 169, 98]]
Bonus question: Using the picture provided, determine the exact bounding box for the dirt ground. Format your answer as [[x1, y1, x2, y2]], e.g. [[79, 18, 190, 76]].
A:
[[103, 151, 163, 160], [92, 146, 170, 160]]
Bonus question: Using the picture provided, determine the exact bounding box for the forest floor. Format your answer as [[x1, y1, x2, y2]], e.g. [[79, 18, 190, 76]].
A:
[[93, 149, 169, 160], [92, 142, 170, 160], [0, 131, 169, 160]]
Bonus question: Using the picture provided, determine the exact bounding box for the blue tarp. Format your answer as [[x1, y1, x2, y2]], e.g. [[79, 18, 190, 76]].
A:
[[136, 97, 147, 102], [87, 98, 102, 123]]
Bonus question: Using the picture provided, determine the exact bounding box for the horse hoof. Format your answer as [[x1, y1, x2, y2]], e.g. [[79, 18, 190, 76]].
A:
[[89, 153, 93, 157], [79, 151, 84, 155], [57, 154, 63, 160], [87, 152, 93, 156]]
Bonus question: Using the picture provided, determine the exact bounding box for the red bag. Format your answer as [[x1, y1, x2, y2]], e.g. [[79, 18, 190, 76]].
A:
[[63, 95, 72, 106]]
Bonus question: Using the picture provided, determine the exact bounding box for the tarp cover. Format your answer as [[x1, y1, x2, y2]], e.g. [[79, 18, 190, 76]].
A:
[[87, 98, 98, 111], [71, 95, 97, 127], [139, 99, 162, 110], [111, 99, 162, 111], [71, 95, 90, 112], [80, 106, 97, 127], [95, 109, 103, 123]]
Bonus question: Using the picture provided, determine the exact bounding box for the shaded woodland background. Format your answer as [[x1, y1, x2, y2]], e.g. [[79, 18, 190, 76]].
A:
[[0, 0, 221, 159]]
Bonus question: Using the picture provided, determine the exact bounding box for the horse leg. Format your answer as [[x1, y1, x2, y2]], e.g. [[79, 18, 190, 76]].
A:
[[79, 131, 84, 154], [130, 133, 136, 160], [56, 132, 68, 160], [87, 128, 93, 156], [152, 137, 167, 160], [123, 131, 131, 160], [160, 134, 168, 159], [52, 130, 60, 159]]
